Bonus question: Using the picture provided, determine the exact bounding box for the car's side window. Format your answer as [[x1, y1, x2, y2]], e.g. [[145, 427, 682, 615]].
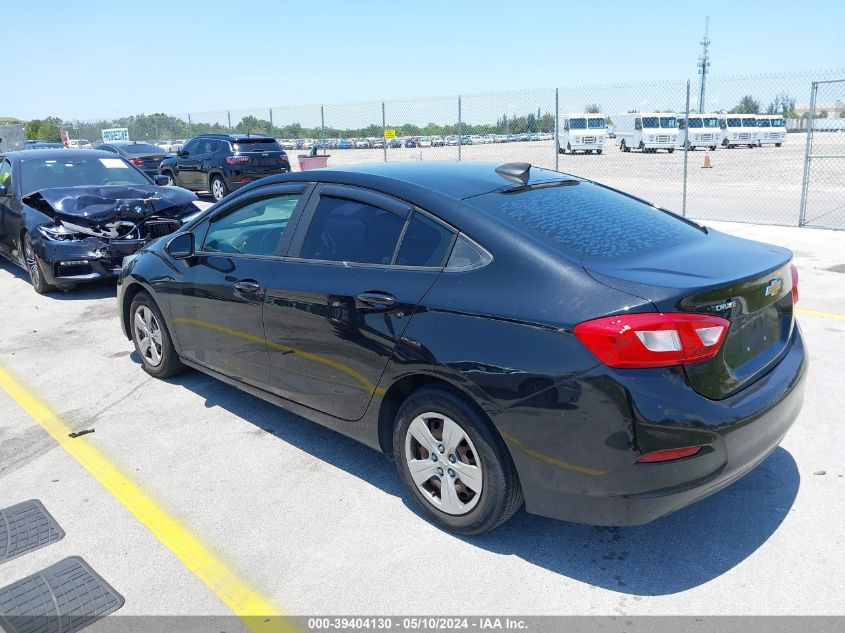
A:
[[0, 160, 12, 194], [201, 193, 301, 257], [395, 212, 455, 267], [300, 196, 405, 265], [181, 140, 198, 156]]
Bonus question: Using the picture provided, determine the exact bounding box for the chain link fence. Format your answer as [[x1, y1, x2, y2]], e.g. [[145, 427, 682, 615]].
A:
[[46, 70, 845, 229], [0, 123, 25, 152], [799, 78, 845, 229]]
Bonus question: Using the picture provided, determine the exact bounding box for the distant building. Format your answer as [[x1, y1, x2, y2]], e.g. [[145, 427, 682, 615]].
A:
[[794, 100, 845, 118]]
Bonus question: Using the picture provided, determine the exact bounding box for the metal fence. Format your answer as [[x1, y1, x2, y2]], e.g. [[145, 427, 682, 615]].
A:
[[799, 78, 845, 229], [0, 123, 25, 153], [53, 69, 845, 229]]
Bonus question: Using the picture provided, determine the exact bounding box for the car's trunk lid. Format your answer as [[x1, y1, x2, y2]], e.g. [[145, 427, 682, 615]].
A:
[[584, 229, 795, 399]]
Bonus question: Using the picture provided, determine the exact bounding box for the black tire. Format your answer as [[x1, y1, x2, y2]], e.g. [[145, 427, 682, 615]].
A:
[[210, 174, 229, 202], [619, 140, 627, 152], [129, 291, 185, 378], [596, 149, 603, 155], [639, 141, 645, 152], [710, 145, 717, 151], [667, 147, 675, 154], [23, 233, 56, 295], [566, 143, 571, 154], [393, 386, 523, 535], [775, 143, 782, 148], [558, 147, 564, 154]]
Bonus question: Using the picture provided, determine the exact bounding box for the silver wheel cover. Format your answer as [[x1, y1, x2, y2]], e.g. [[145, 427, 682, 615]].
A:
[[404, 412, 483, 515]]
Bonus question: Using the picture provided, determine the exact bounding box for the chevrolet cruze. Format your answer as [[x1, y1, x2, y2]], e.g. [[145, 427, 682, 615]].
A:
[[117, 162, 806, 534]]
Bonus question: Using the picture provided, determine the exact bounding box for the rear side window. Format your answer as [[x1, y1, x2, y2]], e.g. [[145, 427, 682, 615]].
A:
[[467, 182, 704, 260], [396, 213, 454, 267], [300, 197, 405, 265], [234, 140, 283, 152]]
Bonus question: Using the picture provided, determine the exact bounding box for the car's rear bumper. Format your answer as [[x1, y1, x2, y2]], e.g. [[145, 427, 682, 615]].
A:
[[226, 166, 291, 191], [496, 326, 807, 526]]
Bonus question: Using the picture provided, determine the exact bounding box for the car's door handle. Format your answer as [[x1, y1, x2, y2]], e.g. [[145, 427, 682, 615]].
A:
[[357, 292, 396, 307], [233, 280, 261, 293]]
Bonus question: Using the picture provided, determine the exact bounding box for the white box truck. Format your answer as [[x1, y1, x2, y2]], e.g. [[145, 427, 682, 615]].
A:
[[677, 113, 723, 150], [755, 114, 786, 147], [558, 114, 607, 154], [719, 114, 758, 148], [615, 113, 678, 153]]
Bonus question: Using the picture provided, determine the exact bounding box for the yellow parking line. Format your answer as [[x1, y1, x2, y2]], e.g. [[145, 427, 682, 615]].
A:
[[0, 365, 295, 633], [796, 307, 845, 321]]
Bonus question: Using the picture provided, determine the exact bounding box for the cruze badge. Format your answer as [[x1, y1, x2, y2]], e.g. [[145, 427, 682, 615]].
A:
[[710, 299, 737, 312], [765, 278, 783, 297]]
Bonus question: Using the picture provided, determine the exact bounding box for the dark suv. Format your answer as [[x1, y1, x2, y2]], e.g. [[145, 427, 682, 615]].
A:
[[159, 134, 290, 201]]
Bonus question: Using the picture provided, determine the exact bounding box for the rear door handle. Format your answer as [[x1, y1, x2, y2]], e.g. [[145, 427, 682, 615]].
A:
[[233, 280, 261, 293], [357, 291, 396, 307]]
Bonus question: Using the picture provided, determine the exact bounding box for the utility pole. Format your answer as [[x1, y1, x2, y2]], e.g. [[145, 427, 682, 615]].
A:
[[697, 16, 711, 113]]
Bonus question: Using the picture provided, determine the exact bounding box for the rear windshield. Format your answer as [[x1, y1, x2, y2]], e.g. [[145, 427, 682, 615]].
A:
[[467, 181, 704, 260], [120, 143, 165, 155], [20, 156, 150, 195], [233, 139, 283, 152]]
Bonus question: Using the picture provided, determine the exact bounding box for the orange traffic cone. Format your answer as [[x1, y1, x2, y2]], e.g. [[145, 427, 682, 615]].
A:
[[702, 153, 713, 168]]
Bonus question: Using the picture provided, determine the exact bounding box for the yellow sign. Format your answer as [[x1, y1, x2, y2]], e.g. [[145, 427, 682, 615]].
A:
[[384, 129, 396, 139]]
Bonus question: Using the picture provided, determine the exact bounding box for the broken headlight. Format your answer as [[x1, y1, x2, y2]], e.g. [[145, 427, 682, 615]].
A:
[[37, 223, 84, 241]]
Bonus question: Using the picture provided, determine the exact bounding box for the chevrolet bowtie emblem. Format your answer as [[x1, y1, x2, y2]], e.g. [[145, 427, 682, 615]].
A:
[[764, 278, 783, 297]]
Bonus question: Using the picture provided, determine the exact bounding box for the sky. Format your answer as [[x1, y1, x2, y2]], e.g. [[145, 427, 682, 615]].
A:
[[5, 0, 844, 122]]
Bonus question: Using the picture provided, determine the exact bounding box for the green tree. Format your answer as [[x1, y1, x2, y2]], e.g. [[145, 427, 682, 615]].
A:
[[731, 95, 760, 114], [585, 103, 601, 113], [766, 93, 796, 118], [25, 117, 62, 141]]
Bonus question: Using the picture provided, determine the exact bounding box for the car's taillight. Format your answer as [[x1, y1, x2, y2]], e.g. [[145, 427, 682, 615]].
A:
[[130, 158, 145, 166], [226, 155, 250, 165], [573, 312, 730, 368], [790, 264, 799, 304], [636, 446, 703, 463]]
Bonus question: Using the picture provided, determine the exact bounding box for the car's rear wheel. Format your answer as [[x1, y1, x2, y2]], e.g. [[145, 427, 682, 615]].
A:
[[596, 149, 603, 155], [23, 233, 55, 295], [130, 291, 184, 378], [667, 147, 675, 153], [393, 386, 523, 535], [210, 175, 228, 201]]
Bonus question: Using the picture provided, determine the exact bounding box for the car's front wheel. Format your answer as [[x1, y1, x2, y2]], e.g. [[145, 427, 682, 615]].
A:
[[393, 386, 523, 535], [210, 175, 228, 201], [23, 233, 55, 295], [129, 292, 184, 378]]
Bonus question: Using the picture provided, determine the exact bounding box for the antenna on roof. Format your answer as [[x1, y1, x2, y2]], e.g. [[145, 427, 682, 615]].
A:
[[496, 162, 531, 185]]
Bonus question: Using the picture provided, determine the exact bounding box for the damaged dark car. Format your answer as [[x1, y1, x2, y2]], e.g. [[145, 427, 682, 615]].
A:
[[0, 149, 200, 293]]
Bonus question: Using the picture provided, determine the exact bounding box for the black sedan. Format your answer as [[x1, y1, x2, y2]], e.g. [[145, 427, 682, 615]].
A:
[[94, 142, 169, 179], [116, 162, 806, 534], [0, 149, 199, 294]]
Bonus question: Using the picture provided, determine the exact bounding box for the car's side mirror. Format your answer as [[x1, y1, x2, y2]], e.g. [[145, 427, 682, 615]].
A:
[[0, 184, 8, 197], [153, 175, 170, 186], [166, 232, 194, 259]]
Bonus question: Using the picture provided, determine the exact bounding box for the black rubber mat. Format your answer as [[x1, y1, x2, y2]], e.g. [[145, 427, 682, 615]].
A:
[[0, 500, 65, 565], [0, 556, 124, 633]]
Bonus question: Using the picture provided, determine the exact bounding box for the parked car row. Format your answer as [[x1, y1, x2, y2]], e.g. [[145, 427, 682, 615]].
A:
[[0, 143, 808, 536]]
